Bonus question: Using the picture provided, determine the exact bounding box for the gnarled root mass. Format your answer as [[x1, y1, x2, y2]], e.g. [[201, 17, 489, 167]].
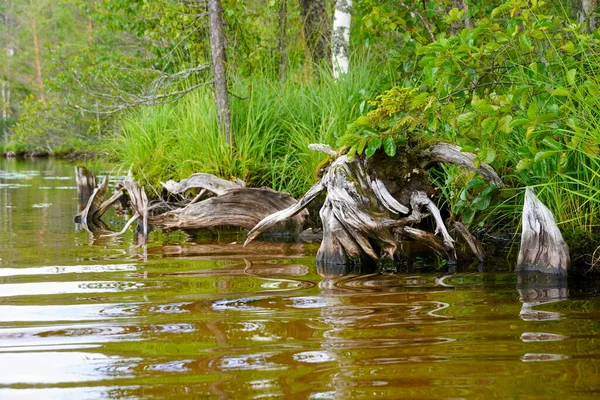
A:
[[245, 142, 503, 270]]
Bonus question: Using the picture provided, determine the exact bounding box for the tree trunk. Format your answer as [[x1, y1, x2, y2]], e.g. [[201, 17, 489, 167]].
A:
[[298, 0, 331, 68], [1, 80, 7, 141], [278, 0, 288, 82], [332, 0, 351, 78], [579, 0, 597, 32], [207, 0, 231, 144], [31, 18, 46, 103]]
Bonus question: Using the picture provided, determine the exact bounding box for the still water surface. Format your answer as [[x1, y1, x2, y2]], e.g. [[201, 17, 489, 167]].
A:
[[0, 158, 599, 399]]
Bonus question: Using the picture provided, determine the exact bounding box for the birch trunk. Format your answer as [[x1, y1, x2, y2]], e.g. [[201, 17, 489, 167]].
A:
[[207, 0, 231, 144], [332, 0, 352, 78]]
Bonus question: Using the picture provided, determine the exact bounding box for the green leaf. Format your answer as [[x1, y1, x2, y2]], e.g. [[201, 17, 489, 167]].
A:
[[518, 33, 533, 50], [481, 117, 498, 134], [346, 146, 357, 161], [478, 148, 496, 164], [560, 41, 576, 53], [534, 150, 560, 163], [510, 117, 529, 129], [498, 115, 513, 133], [551, 87, 570, 97], [566, 69, 577, 86], [541, 137, 565, 150], [472, 195, 491, 211], [472, 98, 496, 113], [481, 185, 496, 197], [383, 137, 396, 157], [357, 138, 367, 155], [453, 200, 466, 215], [516, 158, 534, 171], [462, 207, 475, 225], [527, 103, 537, 120], [365, 138, 382, 158], [457, 112, 477, 126], [466, 176, 486, 191]]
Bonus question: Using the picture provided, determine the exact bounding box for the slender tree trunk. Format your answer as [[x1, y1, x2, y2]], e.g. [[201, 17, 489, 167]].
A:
[[31, 18, 45, 103], [207, 0, 231, 145], [1, 80, 6, 141], [87, 16, 93, 42], [298, 0, 331, 68], [579, 0, 597, 32], [278, 0, 288, 82], [332, 0, 352, 79]]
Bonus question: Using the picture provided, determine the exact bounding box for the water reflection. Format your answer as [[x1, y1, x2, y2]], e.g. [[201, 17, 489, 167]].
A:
[[517, 273, 568, 321]]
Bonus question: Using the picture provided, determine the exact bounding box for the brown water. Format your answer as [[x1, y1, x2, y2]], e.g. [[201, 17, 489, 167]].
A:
[[0, 158, 599, 399]]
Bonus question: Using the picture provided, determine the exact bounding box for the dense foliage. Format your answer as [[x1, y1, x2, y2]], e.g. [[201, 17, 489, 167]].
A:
[[2, 0, 600, 238]]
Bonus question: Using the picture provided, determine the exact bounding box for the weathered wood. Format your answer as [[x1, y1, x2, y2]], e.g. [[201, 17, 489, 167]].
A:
[[454, 221, 485, 263], [122, 179, 149, 236], [79, 175, 109, 230], [400, 226, 448, 258], [154, 187, 308, 234], [517, 188, 570, 276], [75, 167, 96, 217], [245, 182, 325, 244], [161, 173, 245, 196], [419, 142, 504, 187], [246, 142, 503, 270]]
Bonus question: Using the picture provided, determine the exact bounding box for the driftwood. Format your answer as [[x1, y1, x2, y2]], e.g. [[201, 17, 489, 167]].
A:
[[161, 173, 245, 196], [245, 142, 504, 271], [517, 188, 570, 276], [453, 221, 485, 263], [152, 187, 308, 234], [74, 171, 308, 240], [75, 167, 96, 216]]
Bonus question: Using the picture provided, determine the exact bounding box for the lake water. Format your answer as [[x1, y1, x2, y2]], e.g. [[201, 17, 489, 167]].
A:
[[0, 158, 599, 399]]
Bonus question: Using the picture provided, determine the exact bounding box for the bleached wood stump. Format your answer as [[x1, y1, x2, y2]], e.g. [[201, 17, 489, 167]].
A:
[[517, 188, 570, 276], [245, 142, 503, 271]]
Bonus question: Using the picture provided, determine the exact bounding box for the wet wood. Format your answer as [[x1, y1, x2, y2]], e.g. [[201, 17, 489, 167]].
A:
[[153, 188, 308, 235], [79, 175, 109, 230], [75, 167, 96, 216], [454, 221, 485, 263], [517, 188, 570, 276]]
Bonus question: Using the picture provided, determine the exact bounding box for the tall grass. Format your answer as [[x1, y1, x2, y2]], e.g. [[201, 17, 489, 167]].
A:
[[112, 60, 383, 197]]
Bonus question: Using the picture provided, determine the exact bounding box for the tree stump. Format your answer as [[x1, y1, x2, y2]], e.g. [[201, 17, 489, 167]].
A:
[[517, 188, 570, 276], [245, 142, 503, 272]]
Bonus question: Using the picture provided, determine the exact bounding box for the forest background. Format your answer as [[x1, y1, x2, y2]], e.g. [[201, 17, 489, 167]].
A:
[[1, 0, 600, 254]]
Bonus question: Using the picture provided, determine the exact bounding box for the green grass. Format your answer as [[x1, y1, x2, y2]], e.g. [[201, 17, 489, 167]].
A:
[[0, 141, 35, 155], [112, 60, 383, 197]]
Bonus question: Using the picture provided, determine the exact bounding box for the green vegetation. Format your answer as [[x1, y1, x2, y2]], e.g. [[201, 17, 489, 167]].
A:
[[2, 0, 600, 246], [113, 62, 381, 196]]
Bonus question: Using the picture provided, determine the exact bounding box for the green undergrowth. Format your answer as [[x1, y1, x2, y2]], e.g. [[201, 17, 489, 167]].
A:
[[341, 3, 600, 237], [0, 141, 36, 155], [112, 61, 382, 197]]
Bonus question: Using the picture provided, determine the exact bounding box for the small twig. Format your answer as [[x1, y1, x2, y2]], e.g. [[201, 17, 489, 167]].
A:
[[399, 0, 436, 42], [439, 81, 518, 101]]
